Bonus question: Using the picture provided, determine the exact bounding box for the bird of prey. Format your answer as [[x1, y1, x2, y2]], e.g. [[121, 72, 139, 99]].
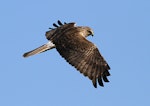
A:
[[23, 20, 110, 88]]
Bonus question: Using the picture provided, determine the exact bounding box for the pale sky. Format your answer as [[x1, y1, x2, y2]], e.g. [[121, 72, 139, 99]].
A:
[[0, 0, 150, 106]]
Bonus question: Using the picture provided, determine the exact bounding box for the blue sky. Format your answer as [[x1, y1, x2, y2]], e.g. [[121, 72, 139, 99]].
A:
[[0, 0, 150, 106]]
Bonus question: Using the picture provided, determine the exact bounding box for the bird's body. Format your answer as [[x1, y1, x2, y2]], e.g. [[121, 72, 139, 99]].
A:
[[23, 20, 110, 88]]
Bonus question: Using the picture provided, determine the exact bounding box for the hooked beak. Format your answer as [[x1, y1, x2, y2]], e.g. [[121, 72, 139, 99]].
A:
[[91, 30, 94, 36]]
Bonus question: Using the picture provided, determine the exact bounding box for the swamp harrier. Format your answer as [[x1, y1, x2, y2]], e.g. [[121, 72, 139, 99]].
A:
[[23, 20, 110, 88]]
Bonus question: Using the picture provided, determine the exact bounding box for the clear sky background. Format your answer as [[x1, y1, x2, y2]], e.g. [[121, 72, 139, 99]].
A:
[[0, 0, 150, 106]]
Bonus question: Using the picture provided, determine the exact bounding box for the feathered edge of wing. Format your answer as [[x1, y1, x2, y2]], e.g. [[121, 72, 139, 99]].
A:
[[45, 22, 76, 41], [56, 42, 110, 88], [91, 47, 110, 88], [71, 46, 110, 88]]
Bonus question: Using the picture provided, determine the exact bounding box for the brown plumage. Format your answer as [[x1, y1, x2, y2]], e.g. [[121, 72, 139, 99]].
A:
[[23, 20, 110, 88]]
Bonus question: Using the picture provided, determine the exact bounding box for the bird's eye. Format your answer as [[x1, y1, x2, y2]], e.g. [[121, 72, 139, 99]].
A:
[[88, 30, 92, 34], [88, 30, 93, 36]]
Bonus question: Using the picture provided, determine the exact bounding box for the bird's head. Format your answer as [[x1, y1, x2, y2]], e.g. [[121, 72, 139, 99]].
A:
[[80, 26, 94, 37], [87, 27, 94, 37]]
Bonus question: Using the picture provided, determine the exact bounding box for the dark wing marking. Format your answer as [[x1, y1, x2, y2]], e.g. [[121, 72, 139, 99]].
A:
[[49, 20, 64, 29], [53, 23, 59, 27], [57, 20, 63, 25], [54, 30, 110, 88], [45, 22, 75, 41]]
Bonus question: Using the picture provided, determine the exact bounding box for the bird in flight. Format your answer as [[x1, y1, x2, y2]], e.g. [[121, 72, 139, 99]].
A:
[[23, 20, 110, 88]]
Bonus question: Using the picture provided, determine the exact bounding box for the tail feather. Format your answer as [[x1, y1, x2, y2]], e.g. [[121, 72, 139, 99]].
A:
[[23, 42, 55, 58]]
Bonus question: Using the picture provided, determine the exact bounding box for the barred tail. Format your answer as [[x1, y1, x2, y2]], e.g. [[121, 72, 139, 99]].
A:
[[23, 41, 55, 58]]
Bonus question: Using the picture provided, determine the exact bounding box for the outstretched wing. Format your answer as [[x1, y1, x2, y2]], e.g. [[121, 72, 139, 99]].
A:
[[55, 31, 110, 88]]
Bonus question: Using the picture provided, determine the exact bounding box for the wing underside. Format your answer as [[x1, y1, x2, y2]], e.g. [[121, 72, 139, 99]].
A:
[[54, 32, 110, 88]]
